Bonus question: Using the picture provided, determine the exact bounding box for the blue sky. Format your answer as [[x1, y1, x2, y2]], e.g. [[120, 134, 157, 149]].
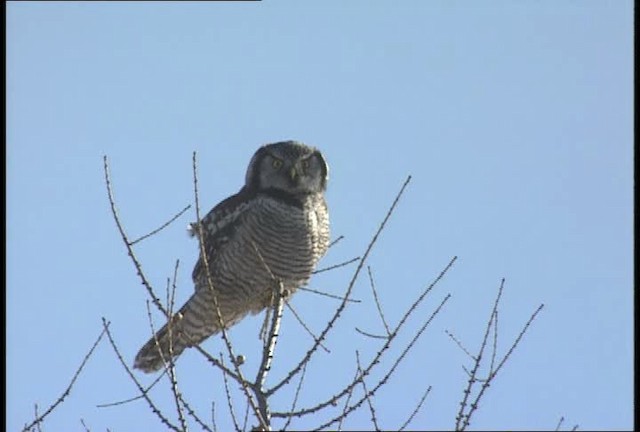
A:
[[7, 1, 633, 431]]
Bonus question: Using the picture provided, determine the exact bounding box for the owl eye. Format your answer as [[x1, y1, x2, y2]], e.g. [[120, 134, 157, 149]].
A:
[[302, 159, 310, 169], [272, 159, 283, 169]]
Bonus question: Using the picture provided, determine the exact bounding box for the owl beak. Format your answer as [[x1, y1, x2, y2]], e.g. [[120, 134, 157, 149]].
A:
[[289, 167, 298, 182]]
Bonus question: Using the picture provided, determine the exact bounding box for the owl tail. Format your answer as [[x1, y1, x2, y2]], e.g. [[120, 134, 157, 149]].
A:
[[133, 293, 223, 373], [133, 319, 193, 373]]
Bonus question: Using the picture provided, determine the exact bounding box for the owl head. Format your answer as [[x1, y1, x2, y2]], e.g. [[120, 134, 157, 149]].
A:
[[246, 141, 328, 195]]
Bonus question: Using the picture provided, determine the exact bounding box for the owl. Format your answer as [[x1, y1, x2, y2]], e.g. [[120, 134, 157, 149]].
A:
[[134, 141, 330, 373]]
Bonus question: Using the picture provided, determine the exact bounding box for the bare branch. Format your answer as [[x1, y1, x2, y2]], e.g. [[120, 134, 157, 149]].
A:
[[312, 256, 360, 275], [211, 402, 218, 432], [455, 278, 545, 431], [337, 363, 359, 432], [22, 326, 107, 432], [100, 156, 557, 432], [101, 318, 181, 432], [178, 393, 213, 432], [141, 271, 187, 432], [96, 372, 165, 408], [281, 361, 308, 431], [455, 279, 505, 431], [33, 405, 42, 432], [311, 294, 451, 430], [103, 155, 169, 319], [256, 284, 286, 392], [254, 280, 287, 425], [367, 266, 390, 336], [490, 309, 498, 374], [328, 235, 345, 249], [554, 417, 579, 432], [158, 306, 188, 431], [130, 205, 191, 245], [285, 301, 330, 353], [220, 354, 242, 432], [297, 285, 361, 303], [189, 344, 245, 384], [356, 350, 380, 431], [272, 255, 456, 419], [355, 327, 388, 340], [80, 418, 91, 432], [398, 385, 432, 431], [169, 259, 181, 318], [242, 399, 251, 432], [446, 329, 475, 361], [493, 304, 544, 375]]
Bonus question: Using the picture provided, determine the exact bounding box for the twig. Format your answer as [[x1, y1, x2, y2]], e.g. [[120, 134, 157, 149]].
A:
[[103, 155, 169, 319], [312, 257, 360, 274], [445, 330, 475, 361], [367, 266, 390, 336], [211, 402, 217, 432], [356, 350, 380, 431], [281, 361, 308, 431], [242, 400, 250, 432], [313, 294, 451, 430], [493, 304, 544, 375], [455, 279, 505, 431], [398, 385, 432, 431], [144, 301, 172, 373], [96, 372, 165, 408], [337, 364, 359, 432], [130, 205, 191, 245], [272, 255, 456, 420], [169, 260, 180, 319], [152, 301, 188, 432], [490, 309, 498, 374], [459, 303, 544, 431], [22, 326, 108, 432], [555, 417, 579, 432], [355, 327, 388, 340], [328, 235, 344, 249], [144, 263, 187, 432], [80, 418, 91, 432], [285, 301, 330, 353], [189, 344, 244, 383], [33, 404, 42, 432], [178, 393, 213, 432], [220, 354, 242, 432], [455, 278, 545, 431], [101, 318, 181, 432], [297, 285, 361, 303]]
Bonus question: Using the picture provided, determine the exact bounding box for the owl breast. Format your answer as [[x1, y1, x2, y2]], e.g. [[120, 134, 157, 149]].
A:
[[196, 193, 329, 316]]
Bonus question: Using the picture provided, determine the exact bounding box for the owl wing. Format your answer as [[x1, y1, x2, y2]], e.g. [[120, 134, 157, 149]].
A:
[[189, 186, 255, 283]]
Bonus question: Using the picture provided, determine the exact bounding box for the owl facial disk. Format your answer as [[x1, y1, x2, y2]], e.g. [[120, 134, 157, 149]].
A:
[[245, 141, 327, 194]]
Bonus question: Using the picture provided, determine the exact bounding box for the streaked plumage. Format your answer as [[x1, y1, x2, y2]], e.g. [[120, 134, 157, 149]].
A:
[[134, 141, 330, 373]]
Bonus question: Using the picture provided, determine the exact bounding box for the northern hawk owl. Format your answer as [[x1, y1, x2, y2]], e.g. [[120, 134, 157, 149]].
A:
[[134, 141, 330, 373]]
